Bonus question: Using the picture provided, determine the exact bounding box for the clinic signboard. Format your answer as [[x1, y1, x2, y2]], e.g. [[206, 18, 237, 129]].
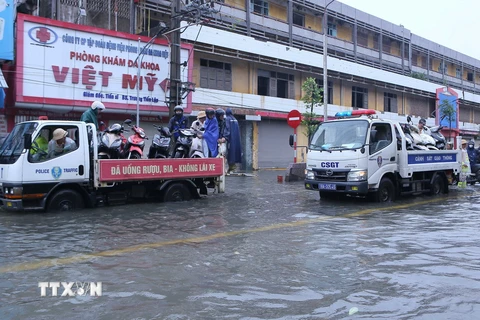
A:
[[0, 0, 14, 61], [15, 14, 193, 113]]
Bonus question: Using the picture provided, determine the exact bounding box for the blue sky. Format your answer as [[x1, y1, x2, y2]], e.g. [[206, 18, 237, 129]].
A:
[[337, 0, 480, 60]]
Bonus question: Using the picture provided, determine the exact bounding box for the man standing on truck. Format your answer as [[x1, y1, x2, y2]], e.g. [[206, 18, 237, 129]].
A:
[[418, 118, 426, 134], [80, 101, 105, 129]]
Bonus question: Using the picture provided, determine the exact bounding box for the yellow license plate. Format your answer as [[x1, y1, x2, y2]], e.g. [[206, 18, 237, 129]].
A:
[[6, 202, 12, 207]]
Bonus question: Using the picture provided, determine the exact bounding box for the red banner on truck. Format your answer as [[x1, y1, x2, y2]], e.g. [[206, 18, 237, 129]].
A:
[[98, 158, 224, 182]]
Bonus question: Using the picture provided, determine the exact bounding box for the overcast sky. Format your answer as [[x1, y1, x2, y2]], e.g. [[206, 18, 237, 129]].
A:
[[337, 0, 479, 61]]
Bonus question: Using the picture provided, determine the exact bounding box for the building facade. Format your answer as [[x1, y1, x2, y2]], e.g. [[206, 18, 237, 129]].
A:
[[1, 0, 479, 169]]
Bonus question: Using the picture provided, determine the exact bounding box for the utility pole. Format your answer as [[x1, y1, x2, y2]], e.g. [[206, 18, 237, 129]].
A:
[[322, 0, 335, 121], [168, 0, 182, 118]]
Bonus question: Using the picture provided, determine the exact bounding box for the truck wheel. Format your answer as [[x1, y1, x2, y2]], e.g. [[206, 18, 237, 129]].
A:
[[374, 178, 395, 202], [430, 175, 446, 195], [48, 189, 84, 212], [128, 151, 142, 159], [163, 183, 192, 202]]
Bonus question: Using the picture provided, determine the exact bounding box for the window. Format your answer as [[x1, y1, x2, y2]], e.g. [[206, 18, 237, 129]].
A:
[[438, 61, 447, 74], [467, 72, 474, 81], [327, 23, 337, 37], [250, 0, 269, 15], [315, 79, 333, 104], [384, 92, 397, 113], [200, 59, 232, 91], [357, 27, 368, 47], [29, 126, 79, 163], [352, 86, 368, 109], [293, 12, 305, 27], [257, 69, 294, 99], [456, 68, 462, 78], [369, 123, 392, 154]]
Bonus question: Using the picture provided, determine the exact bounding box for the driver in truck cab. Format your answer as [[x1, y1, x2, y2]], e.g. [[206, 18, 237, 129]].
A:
[[48, 128, 77, 158]]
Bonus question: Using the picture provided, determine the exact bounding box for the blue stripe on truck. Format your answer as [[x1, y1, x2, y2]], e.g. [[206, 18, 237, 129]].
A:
[[407, 153, 457, 164]]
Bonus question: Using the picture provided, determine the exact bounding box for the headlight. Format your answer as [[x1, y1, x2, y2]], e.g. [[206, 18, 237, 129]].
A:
[[305, 169, 315, 180], [347, 170, 367, 182]]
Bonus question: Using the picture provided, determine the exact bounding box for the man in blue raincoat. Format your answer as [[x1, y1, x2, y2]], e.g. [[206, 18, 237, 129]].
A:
[[203, 108, 219, 157], [224, 108, 242, 172]]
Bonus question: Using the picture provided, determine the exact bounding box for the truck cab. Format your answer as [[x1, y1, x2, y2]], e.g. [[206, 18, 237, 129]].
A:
[[0, 120, 92, 210]]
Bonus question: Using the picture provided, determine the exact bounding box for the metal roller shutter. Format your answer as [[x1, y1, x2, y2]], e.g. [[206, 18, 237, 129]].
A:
[[258, 119, 292, 169]]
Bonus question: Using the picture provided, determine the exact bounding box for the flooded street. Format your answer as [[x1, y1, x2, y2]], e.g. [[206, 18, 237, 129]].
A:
[[1, 171, 480, 319]]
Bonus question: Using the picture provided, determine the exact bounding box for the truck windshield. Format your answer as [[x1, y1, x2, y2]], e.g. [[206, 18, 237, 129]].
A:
[[0, 122, 38, 164], [310, 120, 369, 151]]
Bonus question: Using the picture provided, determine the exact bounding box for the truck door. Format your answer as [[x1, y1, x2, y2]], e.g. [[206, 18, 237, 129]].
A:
[[368, 123, 397, 182], [22, 123, 89, 184]]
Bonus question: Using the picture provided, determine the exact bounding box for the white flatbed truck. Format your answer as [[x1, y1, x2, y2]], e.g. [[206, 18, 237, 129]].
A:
[[304, 110, 461, 202], [0, 120, 225, 212]]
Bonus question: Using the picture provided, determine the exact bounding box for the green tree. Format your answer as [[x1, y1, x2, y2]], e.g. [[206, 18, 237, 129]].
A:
[[439, 98, 456, 142], [301, 77, 323, 144]]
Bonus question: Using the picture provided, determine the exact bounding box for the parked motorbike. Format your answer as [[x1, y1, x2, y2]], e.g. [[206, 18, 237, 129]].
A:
[[148, 125, 172, 159], [189, 128, 206, 158], [401, 122, 428, 150], [97, 120, 130, 159], [425, 125, 446, 150], [172, 128, 195, 158], [124, 121, 147, 159]]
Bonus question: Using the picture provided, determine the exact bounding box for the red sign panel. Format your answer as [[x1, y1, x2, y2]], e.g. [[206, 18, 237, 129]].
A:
[[287, 110, 302, 128], [99, 158, 224, 182]]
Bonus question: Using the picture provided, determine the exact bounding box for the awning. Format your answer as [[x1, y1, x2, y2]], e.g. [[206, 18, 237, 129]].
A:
[[0, 70, 7, 88]]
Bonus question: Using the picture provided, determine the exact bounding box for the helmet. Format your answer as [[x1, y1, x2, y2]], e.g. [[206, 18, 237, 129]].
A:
[[174, 105, 183, 113], [215, 108, 225, 117], [205, 108, 215, 117], [108, 123, 122, 133], [468, 140, 475, 148], [91, 101, 105, 111]]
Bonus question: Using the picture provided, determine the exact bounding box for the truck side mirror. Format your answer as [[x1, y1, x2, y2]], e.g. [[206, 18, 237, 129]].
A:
[[24, 133, 32, 149], [289, 134, 294, 147]]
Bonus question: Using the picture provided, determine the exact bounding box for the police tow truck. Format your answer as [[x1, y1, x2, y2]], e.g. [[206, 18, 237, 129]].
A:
[[0, 120, 225, 212], [304, 109, 461, 202]]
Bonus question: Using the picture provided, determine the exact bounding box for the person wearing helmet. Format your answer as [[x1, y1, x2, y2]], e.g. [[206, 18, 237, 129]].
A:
[[168, 105, 188, 140], [81, 101, 105, 129], [215, 108, 227, 143], [467, 140, 478, 172], [458, 139, 470, 188], [203, 108, 219, 157]]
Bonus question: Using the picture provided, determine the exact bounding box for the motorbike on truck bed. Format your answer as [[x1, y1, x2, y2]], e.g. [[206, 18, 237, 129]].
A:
[[0, 120, 225, 212], [301, 109, 461, 202]]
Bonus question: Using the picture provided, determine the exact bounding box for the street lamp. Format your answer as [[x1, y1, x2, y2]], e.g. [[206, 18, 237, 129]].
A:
[[323, 0, 335, 121], [134, 22, 169, 127]]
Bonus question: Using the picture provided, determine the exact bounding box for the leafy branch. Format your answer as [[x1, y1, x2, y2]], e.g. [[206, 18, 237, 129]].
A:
[[301, 77, 323, 144]]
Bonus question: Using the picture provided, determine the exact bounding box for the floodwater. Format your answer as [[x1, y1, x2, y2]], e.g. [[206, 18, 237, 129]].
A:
[[1, 171, 479, 319]]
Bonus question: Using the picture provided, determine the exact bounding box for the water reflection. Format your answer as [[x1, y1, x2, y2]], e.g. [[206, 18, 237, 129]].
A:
[[0, 172, 479, 319]]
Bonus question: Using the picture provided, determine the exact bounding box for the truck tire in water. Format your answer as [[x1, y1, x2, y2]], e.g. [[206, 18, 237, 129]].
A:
[[163, 183, 192, 202], [430, 174, 445, 195], [48, 189, 85, 212], [374, 178, 395, 202]]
